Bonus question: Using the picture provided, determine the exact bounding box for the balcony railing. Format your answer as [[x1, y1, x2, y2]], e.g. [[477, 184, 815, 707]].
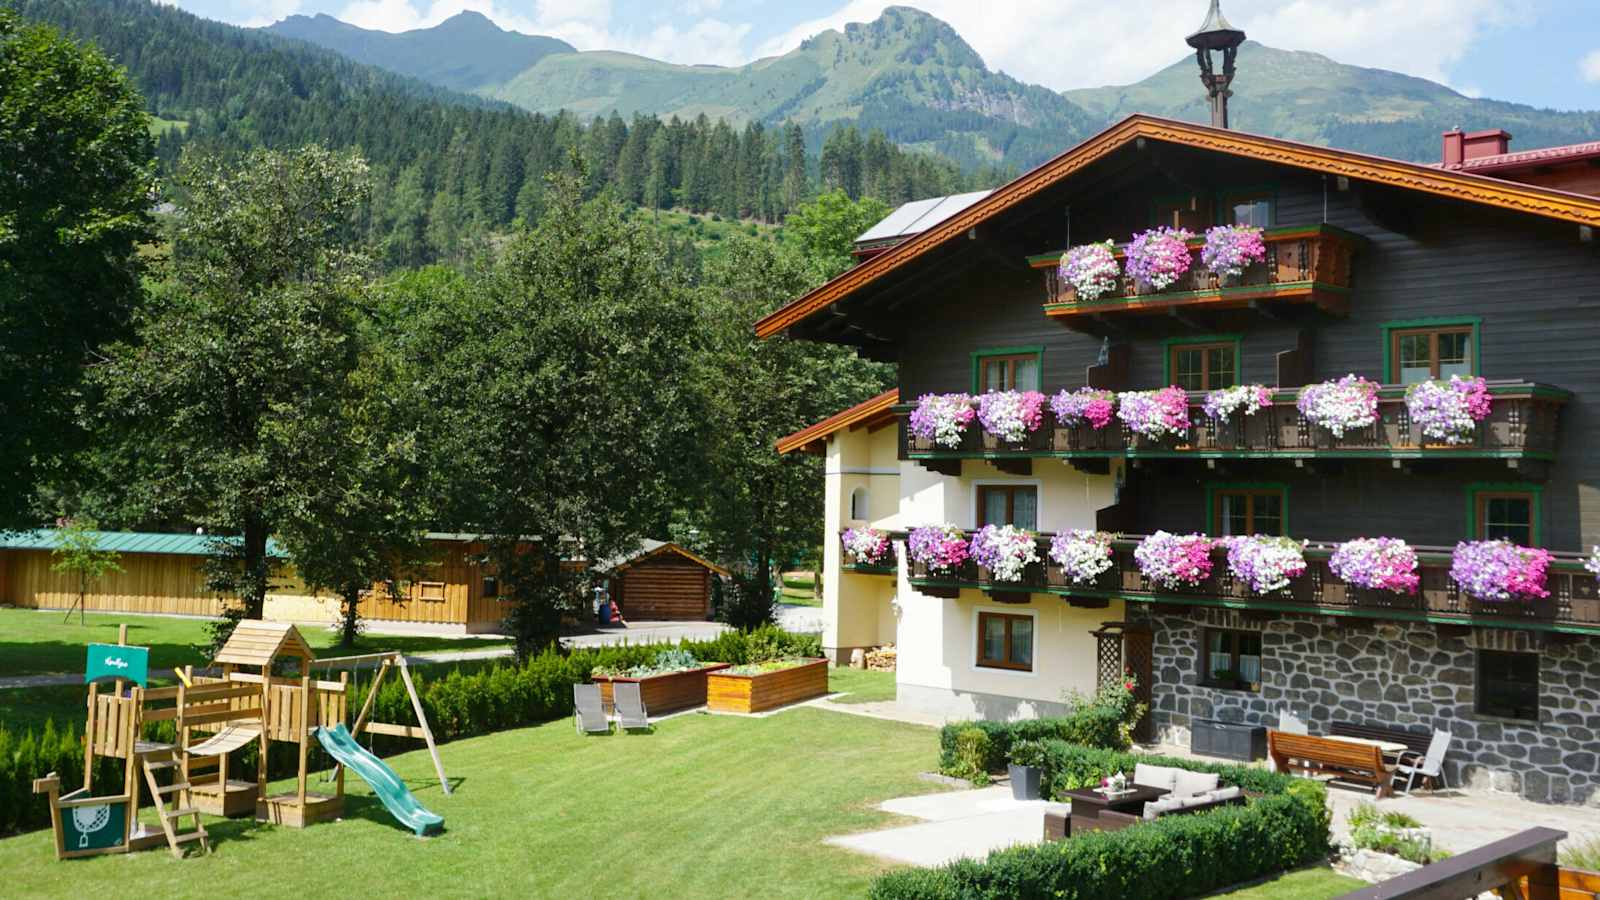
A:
[[899, 381, 1567, 464], [893, 531, 1600, 635], [1029, 224, 1362, 322]]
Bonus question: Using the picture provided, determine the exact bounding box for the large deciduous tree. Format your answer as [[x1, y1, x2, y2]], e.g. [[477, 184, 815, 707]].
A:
[[0, 10, 155, 527]]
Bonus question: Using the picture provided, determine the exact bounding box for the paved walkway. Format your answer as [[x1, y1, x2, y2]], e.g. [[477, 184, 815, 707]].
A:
[[1326, 784, 1600, 854], [827, 785, 1061, 867]]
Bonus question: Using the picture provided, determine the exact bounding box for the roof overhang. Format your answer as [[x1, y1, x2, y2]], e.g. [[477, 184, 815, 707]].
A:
[[755, 114, 1600, 340], [775, 389, 899, 455]]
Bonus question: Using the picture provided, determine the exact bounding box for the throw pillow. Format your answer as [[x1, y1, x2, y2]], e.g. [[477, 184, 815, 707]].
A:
[[1173, 769, 1221, 797]]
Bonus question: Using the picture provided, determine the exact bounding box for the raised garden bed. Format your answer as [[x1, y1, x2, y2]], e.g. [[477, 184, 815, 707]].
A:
[[707, 658, 829, 713], [590, 662, 731, 715]]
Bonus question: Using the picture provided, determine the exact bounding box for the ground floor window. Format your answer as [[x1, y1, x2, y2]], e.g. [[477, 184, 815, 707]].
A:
[[1200, 628, 1262, 690], [1476, 650, 1539, 721], [977, 611, 1034, 671]]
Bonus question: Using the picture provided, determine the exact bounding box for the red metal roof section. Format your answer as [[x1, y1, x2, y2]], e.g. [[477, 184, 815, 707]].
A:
[[775, 389, 899, 455], [1447, 141, 1600, 174]]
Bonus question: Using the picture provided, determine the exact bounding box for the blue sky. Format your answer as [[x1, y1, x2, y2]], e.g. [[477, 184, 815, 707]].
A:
[[174, 1, 1600, 111]]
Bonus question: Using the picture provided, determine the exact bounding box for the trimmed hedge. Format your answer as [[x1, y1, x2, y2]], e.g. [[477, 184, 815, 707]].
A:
[[873, 744, 1332, 900], [937, 705, 1129, 774], [1031, 742, 1298, 800], [0, 625, 820, 835]]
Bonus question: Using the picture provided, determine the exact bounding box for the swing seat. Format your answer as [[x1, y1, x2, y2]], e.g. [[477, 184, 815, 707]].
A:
[[187, 725, 262, 758]]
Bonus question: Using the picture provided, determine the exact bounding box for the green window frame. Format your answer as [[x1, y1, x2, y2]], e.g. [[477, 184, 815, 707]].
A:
[[1205, 482, 1289, 537], [1162, 334, 1242, 390], [971, 346, 1044, 393], [1381, 317, 1482, 384], [1466, 482, 1543, 547]]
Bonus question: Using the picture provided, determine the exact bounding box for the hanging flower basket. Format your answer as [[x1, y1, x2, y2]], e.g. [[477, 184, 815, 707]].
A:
[[1134, 531, 1216, 590], [1200, 225, 1267, 283], [1297, 374, 1379, 438], [1328, 537, 1421, 595], [1126, 227, 1195, 292], [1220, 535, 1307, 594], [1202, 384, 1275, 421], [907, 524, 971, 578], [969, 524, 1040, 583], [1049, 530, 1116, 586], [1050, 387, 1116, 430], [1405, 375, 1492, 445], [909, 393, 975, 449], [1118, 386, 1191, 442], [977, 390, 1047, 445], [1058, 240, 1121, 302], [1450, 540, 1553, 602], [840, 527, 892, 566]]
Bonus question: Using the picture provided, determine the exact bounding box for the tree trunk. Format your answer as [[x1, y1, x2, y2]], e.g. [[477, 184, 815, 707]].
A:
[[339, 584, 363, 648], [241, 514, 270, 619]]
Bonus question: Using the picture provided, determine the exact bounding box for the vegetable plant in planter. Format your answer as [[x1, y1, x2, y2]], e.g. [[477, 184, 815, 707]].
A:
[[840, 526, 892, 567], [1007, 739, 1047, 801], [908, 393, 975, 449], [1328, 537, 1420, 595], [1220, 535, 1307, 594], [1297, 374, 1379, 438], [1134, 531, 1215, 590], [1118, 386, 1190, 442], [1126, 226, 1195, 292], [1058, 240, 1121, 302], [969, 524, 1040, 583], [976, 389, 1047, 446], [1405, 375, 1491, 445], [1049, 529, 1116, 585], [706, 657, 829, 713], [1450, 540, 1553, 602]]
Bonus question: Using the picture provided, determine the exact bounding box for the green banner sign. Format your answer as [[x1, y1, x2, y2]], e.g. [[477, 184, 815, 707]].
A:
[[85, 643, 149, 687], [63, 801, 126, 853]]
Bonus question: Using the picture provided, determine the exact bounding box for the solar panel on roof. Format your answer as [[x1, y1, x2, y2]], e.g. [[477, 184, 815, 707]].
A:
[[853, 190, 994, 246]]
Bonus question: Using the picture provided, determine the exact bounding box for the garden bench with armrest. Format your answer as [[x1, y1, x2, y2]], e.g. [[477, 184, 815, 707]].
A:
[[1268, 729, 1392, 797]]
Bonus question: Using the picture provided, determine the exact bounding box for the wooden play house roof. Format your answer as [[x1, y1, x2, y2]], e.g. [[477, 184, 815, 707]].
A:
[[212, 620, 316, 668]]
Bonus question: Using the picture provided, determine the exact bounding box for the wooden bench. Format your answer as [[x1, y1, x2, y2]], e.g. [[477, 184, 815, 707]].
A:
[[1268, 729, 1392, 797]]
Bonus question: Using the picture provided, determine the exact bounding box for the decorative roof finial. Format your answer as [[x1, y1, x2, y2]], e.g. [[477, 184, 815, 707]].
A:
[[1186, 0, 1247, 129]]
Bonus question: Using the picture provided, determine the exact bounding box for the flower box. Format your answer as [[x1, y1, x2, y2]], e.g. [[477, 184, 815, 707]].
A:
[[706, 658, 829, 713], [591, 662, 732, 715]]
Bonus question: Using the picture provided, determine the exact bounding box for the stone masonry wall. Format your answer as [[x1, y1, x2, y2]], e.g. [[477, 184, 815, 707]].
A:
[[1128, 606, 1600, 806]]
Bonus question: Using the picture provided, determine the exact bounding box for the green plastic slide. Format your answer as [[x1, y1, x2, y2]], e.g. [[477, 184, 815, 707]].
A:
[[313, 723, 444, 837]]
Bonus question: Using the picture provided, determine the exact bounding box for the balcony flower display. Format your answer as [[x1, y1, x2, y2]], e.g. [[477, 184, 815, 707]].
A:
[[1126, 226, 1195, 291], [1202, 384, 1275, 420], [909, 393, 975, 448], [1050, 387, 1116, 430], [1200, 224, 1267, 280], [1297, 374, 1379, 437], [840, 527, 891, 566], [1117, 386, 1190, 441], [1587, 546, 1600, 578], [1328, 537, 1420, 595], [1221, 535, 1307, 593], [1450, 539, 1554, 602], [1405, 375, 1492, 445], [1058, 240, 1121, 302], [907, 524, 970, 576], [969, 524, 1040, 583], [977, 390, 1047, 443], [1134, 531, 1216, 590], [1049, 529, 1116, 585]]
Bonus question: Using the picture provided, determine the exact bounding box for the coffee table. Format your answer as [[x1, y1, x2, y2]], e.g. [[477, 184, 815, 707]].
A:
[[1061, 785, 1170, 834]]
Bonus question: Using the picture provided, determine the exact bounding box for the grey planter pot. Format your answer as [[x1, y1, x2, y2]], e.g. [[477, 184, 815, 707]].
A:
[[1008, 764, 1042, 801]]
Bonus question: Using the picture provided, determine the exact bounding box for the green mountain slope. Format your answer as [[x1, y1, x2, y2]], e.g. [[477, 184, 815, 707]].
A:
[[267, 10, 573, 94]]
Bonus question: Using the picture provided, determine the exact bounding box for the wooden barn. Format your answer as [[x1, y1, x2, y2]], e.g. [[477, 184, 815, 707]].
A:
[[601, 541, 729, 622]]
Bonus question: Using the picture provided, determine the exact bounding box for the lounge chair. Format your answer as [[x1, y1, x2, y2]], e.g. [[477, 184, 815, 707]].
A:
[[573, 684, 611, 735], [1392, 729, 1452, 794], [613, 682, 650, 732]]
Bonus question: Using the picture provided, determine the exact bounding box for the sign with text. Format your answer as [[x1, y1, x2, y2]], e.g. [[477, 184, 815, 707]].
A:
[[84, 643, 149, 687]]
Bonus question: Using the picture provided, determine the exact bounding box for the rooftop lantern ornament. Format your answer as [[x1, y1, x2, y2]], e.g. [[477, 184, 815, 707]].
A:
[[1186, 0, 1246, 129]]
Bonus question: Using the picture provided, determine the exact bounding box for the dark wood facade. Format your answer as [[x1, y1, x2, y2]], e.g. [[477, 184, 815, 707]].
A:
[[608, 546, 724, 621]]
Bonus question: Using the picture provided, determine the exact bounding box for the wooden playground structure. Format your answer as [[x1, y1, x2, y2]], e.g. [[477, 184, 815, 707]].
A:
[[34, 620, 448, 860]]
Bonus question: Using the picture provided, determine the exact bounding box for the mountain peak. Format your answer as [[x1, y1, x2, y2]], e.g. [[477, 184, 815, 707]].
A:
[[435, 10, 500, 33]]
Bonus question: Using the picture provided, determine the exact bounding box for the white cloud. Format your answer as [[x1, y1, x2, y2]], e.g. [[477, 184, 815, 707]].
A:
[[237, 0, 304, 28], [1582, 49, 1600, 83]]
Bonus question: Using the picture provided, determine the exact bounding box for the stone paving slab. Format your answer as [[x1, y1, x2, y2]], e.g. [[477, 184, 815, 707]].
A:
[[826, 785, 1062, 868]]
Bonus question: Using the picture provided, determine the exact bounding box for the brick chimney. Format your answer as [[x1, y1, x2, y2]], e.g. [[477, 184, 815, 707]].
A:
[[1441, 129, 1464, 167], [1463, 129, 1512, 161]]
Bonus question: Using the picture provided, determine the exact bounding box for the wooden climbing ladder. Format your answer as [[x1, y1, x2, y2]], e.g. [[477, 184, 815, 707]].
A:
[[139, 746, 209, 858]]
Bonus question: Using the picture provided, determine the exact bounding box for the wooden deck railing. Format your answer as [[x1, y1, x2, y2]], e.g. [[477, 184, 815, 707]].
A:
[[1338, 827, 1567, 899], [893, 530, 1600, 634]]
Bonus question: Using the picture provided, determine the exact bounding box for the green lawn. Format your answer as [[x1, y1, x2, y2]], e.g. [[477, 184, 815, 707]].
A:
[[0, 608, 511, 678], [829, 667, 897, 704], [0, 707, 947, 898], [1211, 865, 1365, 898], [780, 571, 820, 606]]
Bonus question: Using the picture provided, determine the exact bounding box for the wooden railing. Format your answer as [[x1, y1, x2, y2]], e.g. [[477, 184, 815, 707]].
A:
[[893, 530, 1600, 634], [1033, 224, 1362, 319], [899, 382, 1567, 463], [1338, 827, 1567, 899]]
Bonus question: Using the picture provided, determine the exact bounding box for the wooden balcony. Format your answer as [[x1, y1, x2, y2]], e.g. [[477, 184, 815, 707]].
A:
[[898, 381, 1567, 474], [898, 531, 1600, 636], [1029, 224, 1363, 326]]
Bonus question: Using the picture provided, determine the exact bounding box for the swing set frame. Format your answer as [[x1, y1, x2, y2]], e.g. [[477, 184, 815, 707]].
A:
[[313, 651, 451, 795]]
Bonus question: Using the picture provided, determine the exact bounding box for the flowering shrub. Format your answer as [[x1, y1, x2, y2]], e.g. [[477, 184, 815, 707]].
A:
[[1587, 546, 1600, 578], [1134, 531, 1216, 589], [1221, 535, 1307, 593], [907, 524, 971, 576], [1405, 375, 1492, 445], [977, 390, 1047, 443], [969, 524, 1040, 582], [1297, 374, 1379, 437], [840, 527, 891, 565], [1203, 384, 1275, 420], [1450, 540, 1554, 602], [1050, 387, 1116, 430], [1049, 530, 1116, 585], [1328, 537, 1420, 595], [1059, 240, 1121, 302], [1201, 224, 1267, 279], [1126, 226, 1195, 291], [1117, 386, 1191, 440], [909, 393, 975, 448]]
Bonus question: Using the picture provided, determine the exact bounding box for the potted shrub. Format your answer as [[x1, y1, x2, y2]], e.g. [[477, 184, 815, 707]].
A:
[[1007, 739, 1047, 801]]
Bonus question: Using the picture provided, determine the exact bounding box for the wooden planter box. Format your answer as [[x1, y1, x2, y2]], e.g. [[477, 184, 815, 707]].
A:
[[591, 662, 731, 715], [707, 658, 829, 713]]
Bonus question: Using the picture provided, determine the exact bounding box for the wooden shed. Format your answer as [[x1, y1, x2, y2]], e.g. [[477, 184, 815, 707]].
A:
[[602, 541, 730, 622]]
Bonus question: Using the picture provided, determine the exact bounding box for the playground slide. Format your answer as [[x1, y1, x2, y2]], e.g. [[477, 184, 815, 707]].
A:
[[313, 723, 444, 837]]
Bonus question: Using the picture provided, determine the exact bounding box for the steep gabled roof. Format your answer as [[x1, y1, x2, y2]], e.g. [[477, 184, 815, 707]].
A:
[[756, 114, 1600, 340], [597, 540, 731, 578], [212, 620, 316, 668], [776, 389, 899, 455]]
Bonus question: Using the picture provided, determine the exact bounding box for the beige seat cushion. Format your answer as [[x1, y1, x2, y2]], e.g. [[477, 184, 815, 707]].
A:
[[1143, 797, 1182, 820], [1210, 786, 1244, 802], [1134, 763, 1180, 791], [1173, 769, 1221, 797]]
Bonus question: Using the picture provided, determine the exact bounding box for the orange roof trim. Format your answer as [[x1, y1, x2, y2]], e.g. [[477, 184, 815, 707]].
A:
[[755, 114, 1600, 340], [776, 389, 899, 455]]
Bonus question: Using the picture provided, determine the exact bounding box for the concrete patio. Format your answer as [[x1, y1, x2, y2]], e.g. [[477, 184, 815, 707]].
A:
[[826, 785, 1063, 867]]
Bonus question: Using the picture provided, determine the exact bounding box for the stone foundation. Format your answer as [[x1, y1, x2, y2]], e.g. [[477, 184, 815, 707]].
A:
[[1129, 606, 1600, 806]]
